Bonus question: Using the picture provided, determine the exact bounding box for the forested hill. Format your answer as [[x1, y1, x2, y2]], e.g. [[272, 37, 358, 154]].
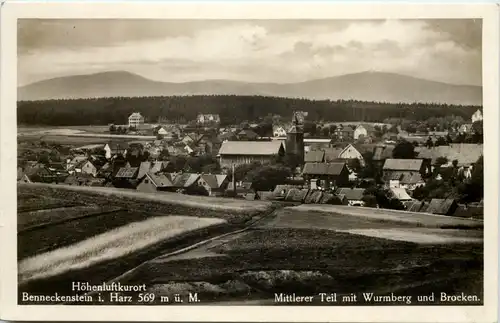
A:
[[18, 71, 482, 105], [17, 95, 480, 126]]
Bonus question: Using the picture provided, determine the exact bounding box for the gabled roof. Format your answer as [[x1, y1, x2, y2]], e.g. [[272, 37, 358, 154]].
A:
[[389, 187, 413, 201], [218, 141, 283, 156], [199, 174, 228, 189], [137, 161, 152, 179], [305, 150, 325, 163], [115, 167, 139, 179], [150, 161, 170, 174], [323, 148, 343, 162], [129, 112, 143, 119], [373, 145, 395, 161], [388, 171, 424, 185], [336, 187, 365, 201], [285, 188, 309, 202], [145, 172, 174, 188], [273, 184, 296, 196], [426, 198, 458, 215], [172, 173, 199, 188], [303, 162, 346, 176], [238, 129, 260, 139], [383, 159, 423, 171], [415, 144, 483, 166], [106, 142, 128, 151]]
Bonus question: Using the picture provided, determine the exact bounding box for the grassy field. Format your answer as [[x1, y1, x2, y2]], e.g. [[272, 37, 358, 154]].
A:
[[19, 184, 273, 220], [19, 216, 227, 285], [18, 205, 121, 232], [290, 205, 483, 229], [17, 184, 275, 302], [119, 227, 482, 305], [18, 193, 83, 212]]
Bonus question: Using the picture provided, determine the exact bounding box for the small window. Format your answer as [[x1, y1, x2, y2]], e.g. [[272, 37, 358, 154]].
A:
[[145, 179, 149, 184]]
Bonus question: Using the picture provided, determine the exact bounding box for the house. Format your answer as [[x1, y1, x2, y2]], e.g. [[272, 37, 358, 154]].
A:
[[304, 190, 324, 204], [335, 187, 366, 206], [426, 198, 459, 216], [372, 145, 394, 167], [80, 160, 100, 177], [66, 156, 88, 172], [459, 124, 473, 134], [218, 141, 285, 169], [112, 167, 140, 188], [218, 131, 238, 142], [334, 125, 355, 141], [196, 174, 229, 197], [157, 127, 169, 136], [388, 172, 425, 191], [172, 173, 200, 192], [323, 147, 343, 162], [302, 162, 349, 189], [226, 181, 254, 197], [304, 150, 325, 163], [471, 109, 483, 123], [353, 124, 375, 140], [338, 144, 365, 167], [284, 188, 310, 203], [388, 187, 413, 202], [415, 144, 483, 168], [136, 172, 175, 193], [128, 112, 145, 128], [273, 125, 287, 137], [382, 159, 428, 182], [197, 114, 221, 125], [104, 143, 128, 159], [273, 184, 297, 199], [150, 161, 173, 174], [237, 129, 260, 141]]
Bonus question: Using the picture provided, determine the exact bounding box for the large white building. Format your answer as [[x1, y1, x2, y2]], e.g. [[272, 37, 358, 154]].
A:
[[472, 109, 483, 123], [128, 112, 145, 128]]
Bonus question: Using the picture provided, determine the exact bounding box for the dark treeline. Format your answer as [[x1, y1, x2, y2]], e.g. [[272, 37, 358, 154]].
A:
[[17, 95, 480, 126]]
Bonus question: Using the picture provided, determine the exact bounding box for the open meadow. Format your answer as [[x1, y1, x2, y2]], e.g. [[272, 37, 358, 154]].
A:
[[17, 184, 274, 302], [114, 205, 483, 305]]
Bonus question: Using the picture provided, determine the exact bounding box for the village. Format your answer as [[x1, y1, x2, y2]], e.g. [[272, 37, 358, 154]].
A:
[[17, 108, 484, 219]]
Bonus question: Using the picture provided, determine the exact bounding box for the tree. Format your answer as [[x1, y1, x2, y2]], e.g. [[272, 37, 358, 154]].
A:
[[435, 136, 448, 146], [156, 134, 164, 140], [109, 124, 116, 133], [426, 137, 434, 148], [186, 155, 220, 173], [361, 194, 378, 207], [169, 156, 188, 172], [231, 162, 262, 182], [158, 149, 169, 161], [392, 141, 417, 159], [245, 164, 292, 191], [435, 156, 449, 166]]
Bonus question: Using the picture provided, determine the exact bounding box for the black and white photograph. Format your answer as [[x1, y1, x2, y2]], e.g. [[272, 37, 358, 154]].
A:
[[0, 2, 498, 322]]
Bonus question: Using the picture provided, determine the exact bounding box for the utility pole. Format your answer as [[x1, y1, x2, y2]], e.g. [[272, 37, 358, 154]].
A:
[[232, 163, 236, 195]]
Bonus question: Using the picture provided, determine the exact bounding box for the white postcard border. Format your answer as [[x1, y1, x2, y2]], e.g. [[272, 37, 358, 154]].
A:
[[0, 2, 498, 322]]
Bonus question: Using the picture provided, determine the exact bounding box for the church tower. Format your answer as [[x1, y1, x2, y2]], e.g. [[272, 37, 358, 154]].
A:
[[286, 111, 305, 168]]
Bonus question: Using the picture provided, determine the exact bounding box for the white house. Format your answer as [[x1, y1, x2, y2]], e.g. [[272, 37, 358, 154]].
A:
[[197, 114, 220, 125], [338, 144, 365, 167], [353, 125, 368, 140], [128, 112, 145, 128], [157, 127, 168, 136], [273, 126, 287, 137], [471, 109, 483, 123]]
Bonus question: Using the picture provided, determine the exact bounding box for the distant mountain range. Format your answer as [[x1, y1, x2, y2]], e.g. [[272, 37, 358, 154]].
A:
[[18, 71, 482, 106]]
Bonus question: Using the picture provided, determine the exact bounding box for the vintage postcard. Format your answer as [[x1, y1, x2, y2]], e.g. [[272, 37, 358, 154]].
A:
[[0, 1, 498, 322]]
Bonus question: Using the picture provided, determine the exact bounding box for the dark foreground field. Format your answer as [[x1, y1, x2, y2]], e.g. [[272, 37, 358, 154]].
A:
[[17, 184, 483, 306], [17, 184, 273, 303]]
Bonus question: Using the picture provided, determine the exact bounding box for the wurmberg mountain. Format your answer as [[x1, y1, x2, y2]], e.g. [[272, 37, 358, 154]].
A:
[[18, 71, 482, 106]]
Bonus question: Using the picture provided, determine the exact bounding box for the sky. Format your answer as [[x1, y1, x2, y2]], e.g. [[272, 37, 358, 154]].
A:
[[18, 19, 482, 87]]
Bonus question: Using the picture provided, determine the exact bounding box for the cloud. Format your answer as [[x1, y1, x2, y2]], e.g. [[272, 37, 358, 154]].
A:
[[18, 19, 482, 86]]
